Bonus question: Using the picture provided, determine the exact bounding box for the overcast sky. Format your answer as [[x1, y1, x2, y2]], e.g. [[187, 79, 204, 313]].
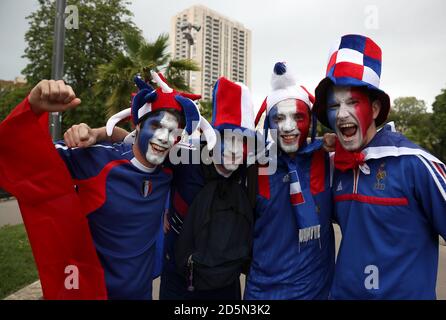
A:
[[1, 0, 445, 110]]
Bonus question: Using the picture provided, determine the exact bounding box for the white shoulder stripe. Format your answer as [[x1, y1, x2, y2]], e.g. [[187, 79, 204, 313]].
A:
[[363, 146, 442, 164], [431, 160, 446, 188], [55, 144, 69, 150], [416, 155, 446, 202], [54, 143, 117, 151]]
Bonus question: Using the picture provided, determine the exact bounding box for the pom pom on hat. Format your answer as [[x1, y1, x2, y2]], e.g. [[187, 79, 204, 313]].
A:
[[271, 62, 297, 90], [266, 62, 312, 113]]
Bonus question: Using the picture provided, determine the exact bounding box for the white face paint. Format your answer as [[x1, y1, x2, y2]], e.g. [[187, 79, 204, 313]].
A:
[[269, 99, 310, 154], [221, 132, 244, 172], [327, 86, 373, 152], [138, 111, 180, 166]]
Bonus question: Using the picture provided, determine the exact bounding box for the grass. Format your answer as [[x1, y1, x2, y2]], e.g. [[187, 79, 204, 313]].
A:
[[0, 224, 38, 299]]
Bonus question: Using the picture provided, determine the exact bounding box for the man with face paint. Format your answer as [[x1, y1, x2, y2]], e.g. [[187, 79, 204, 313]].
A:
[[66, 76, 256, 300], [0, 75, 210, 300], [313, 34, 446, 299], [243, 62, 335, 300]]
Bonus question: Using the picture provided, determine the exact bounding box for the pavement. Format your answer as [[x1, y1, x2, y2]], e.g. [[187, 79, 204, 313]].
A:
[[1, 200, 446, 300], [0, 198, 22, 227]]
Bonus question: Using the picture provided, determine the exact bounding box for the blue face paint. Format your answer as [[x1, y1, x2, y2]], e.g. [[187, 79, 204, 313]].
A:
[[268, 106, 279, 130], [137, 111, 168, 157], [326, 87, 338, 130]]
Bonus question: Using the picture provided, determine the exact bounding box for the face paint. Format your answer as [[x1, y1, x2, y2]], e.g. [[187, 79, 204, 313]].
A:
[[268, 99, 310, 154], [326, 86, 373, 151], [137, 111, 180, 166], [220, 131, 244, 172]]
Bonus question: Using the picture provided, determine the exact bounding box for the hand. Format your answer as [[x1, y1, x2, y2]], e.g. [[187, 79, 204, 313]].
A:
[[64, 123, 97, 148], [28, 79, 81, 114], [323, 133, 337, 152]]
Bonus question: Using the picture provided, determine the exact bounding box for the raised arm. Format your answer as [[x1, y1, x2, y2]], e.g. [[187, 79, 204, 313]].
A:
[[29, 79, 81, 114], [63, 124, 129, 148]]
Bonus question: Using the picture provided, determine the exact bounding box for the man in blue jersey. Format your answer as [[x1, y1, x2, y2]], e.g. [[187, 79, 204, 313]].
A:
[[243, 62, 335, 300], [313, 34, 446, 299], [3, 74, 211, 299], [65, 76, 256, 300]]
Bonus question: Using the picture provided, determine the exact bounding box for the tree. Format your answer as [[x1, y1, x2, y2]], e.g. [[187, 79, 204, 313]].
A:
[[94, 31, 199, 117], [0, 83, 31, 122], [198, 100, 213, 123], [432, 88, 446, 162], [388, 97, 427, 133], [20, 0, 140, 131], [387, 97, 436, 155]]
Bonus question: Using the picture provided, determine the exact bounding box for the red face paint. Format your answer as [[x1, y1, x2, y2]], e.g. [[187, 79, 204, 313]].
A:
[[350, 88, 373, 137], [296, 99, 311, 146]]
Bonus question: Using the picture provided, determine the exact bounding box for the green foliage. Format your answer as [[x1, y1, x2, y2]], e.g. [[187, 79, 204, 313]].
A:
[[432, 88, 446, 162], [0, 84, 32, 122], [21, 0, 139, 130], [0, 224, 38, 299], [388, 97, 427, 133], [387, 97, 437, 154], [95, 30, 200, 117], [198, 100, 213, 123]]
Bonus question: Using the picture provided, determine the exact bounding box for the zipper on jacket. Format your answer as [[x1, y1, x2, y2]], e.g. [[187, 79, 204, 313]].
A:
[[353, 168, 360, 194], [187, 254, 195, 292]]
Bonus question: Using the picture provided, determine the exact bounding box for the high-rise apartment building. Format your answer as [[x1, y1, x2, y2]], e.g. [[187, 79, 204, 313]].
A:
[[170, 5, 252, 101]]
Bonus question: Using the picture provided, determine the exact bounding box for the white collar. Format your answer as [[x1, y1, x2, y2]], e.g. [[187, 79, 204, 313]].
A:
[[130, 157, 156, 173]]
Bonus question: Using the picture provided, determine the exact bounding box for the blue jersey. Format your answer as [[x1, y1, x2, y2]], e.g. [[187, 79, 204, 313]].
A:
[[331, 126, 446, 299], [160, 147, 244, 300], [56, 142, 172, 299], [245, 148, 335, 300]]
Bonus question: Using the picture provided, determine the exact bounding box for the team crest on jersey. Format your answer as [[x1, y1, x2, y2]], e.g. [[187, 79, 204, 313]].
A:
[[141, 180, 153, 197], [283, 174, 290, 183], [374, 163, 386, 191]]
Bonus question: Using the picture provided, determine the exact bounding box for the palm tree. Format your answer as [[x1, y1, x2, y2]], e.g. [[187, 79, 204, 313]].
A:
[[94, 31, 199, 117]]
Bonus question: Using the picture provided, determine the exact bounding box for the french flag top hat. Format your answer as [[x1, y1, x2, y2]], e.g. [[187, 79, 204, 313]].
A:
[[105, 70, 216, 149], [254, 62, 317, 146], [211, 77, 256, 136], [313, 34, 391, 129]]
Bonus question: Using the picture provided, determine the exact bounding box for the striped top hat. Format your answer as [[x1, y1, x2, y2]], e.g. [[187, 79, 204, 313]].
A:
[[106, 70, 216, 149], [211, 77, 255, 135], [313, 34, 390, 129]]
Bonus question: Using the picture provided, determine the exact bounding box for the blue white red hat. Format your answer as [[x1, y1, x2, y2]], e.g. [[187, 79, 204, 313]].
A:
[[105, 70, 216, 149], [313, 34, 391, 128], [211, 77, 255, 136], [255, 62, 317, 146]]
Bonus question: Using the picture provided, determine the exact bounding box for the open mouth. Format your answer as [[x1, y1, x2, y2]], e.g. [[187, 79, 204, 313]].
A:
[[338, 123, 358, 140], [150, 142, 168, 155], [280, 134, 299, 144]]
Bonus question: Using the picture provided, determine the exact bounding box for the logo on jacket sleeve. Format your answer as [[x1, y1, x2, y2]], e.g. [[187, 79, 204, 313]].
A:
[[374, 162, 386, 191], [336, 181, 343, 191], [141, 180, 153, 197]]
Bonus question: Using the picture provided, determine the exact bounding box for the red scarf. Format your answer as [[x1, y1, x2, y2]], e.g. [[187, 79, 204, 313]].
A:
[[334, 139, 365, 172]]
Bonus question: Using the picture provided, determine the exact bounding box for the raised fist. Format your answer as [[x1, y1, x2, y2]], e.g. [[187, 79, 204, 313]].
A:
[[29, 79, 81, 114], [64, 123, 97, 148]]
